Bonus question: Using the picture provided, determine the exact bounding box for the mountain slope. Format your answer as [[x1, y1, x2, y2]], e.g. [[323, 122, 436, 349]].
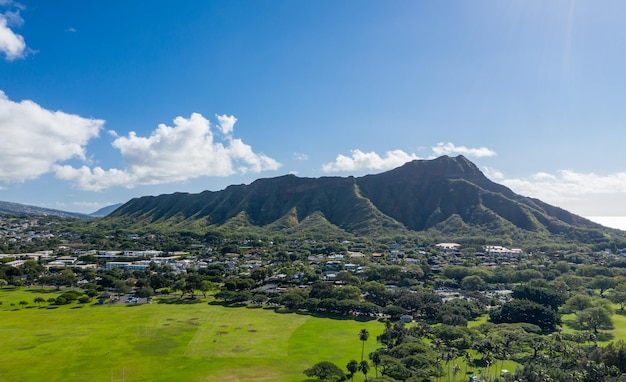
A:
[[90, 203, 124, 217], [103, 155, 621, 242], [0, 201, 89, 218]]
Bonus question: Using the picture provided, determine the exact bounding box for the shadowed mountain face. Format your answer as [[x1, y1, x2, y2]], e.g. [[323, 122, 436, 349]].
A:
[[105, 155, 615, 240]]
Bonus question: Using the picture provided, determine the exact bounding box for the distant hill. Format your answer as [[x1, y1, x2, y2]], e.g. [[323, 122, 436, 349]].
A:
[[0, 201, 89, 218], [101, 155, 625, 245], [89, 203, 124, 217]]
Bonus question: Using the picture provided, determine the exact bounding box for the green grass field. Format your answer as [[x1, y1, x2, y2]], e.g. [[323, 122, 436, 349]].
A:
[[6, 288, 626, 382], [0, 288, 383, 382]]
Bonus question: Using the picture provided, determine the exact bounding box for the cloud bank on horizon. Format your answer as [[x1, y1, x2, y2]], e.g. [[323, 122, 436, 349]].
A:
[[495, 169, 626, 213]]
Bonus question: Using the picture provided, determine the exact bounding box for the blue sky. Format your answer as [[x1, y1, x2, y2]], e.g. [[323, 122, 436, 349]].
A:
[[1, 1, 626, 225]]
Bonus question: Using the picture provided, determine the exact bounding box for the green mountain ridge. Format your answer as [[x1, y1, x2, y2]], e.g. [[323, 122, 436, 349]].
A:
[[102, 155, 623, 244]]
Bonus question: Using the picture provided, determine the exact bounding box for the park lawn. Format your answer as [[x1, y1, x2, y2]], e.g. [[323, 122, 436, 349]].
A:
[[608, 311, 626, 344], [0, 288, 383, 382], [561, 302, 626, 346], [467, 314, 489, 328]]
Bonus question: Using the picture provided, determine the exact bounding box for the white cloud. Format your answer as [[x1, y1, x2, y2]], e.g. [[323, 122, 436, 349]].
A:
[[503, 170, 626, 199], [216, 114, 236, 135], [482, 166, 504, 180], [0, 90, 104, 182], [431, 142, 496, 158], [293, 152, 308, 160], [53, 165, 135, 191], [0, 5, 26, 60], [497, 169, 626, 216], [322, 149, 421, 172], [54, 113, 281, 191], [322, 142, 496, 173]]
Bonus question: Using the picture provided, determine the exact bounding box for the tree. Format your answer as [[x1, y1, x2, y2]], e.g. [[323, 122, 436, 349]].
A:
[[444, 347, 459, 380], [563, 293, 593, 315], [382, 305, 406, 321], [578, 306, 613, 334], [135, 286, 154, 298], [463, 351, 473, 376], [591, 275, 617, 297], [452, 363, 461, 382], [148, 273, 170, 290], [346, 360, 358, 381], [512, 284, 564, 311], [370, 351, 382, 378], [281, 293, 305, 310], [359, 360, 370, 381], [377, 321, 407, 349], [0, 278, 7, 289], [250, 268, 268, 282], [490, 299, 561, 332], [378, 355, 411, 380], [362, 281, 391, 306], [33, 296, 46, 306], [114, 279, 131, 297], [198, 280, 214, 298], [185, 274, 203, 298], [461, 275, 487, 291], [609, 283, 626, 310], [303, 361, 346, 381], [359, 329, 370, 362], [331, 285, 361, 301], [45, 270, 77, 290], [18, 300, 28, 308], [593, 339, 626, 373]]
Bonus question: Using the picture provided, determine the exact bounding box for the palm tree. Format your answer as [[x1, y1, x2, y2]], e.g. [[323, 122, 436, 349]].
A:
[[346, 360, 359, 381], [484, 353, 494, 380], [359, 360, 370, 382], [359, 329, 370, 362], [433, 339, 444, 382], [370, 351, 381, 378], [452, 364, 461, 382], [445, 347, 459, 379], [435, 358, 443, 382], [496, 346, 509, 378], [463, 352, 473, 377]]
